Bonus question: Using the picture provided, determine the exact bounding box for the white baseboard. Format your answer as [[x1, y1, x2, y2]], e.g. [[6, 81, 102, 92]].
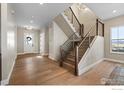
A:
[[17, 53, 25, 55], [1, 79, 8, 85], [78, 58, 124, 76], [1, 56, 16, 85], [17, 52, 39, 55], [48, 56, 58, 61], [42, 53, 48, 56], [78, 58, 104, 75], [104, 58, 124, 64]]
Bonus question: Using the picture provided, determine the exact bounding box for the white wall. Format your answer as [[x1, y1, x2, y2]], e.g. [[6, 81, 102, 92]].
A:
[[79, 5, 97, 36], [49, 23, 54, 58], [71, 4, 97, 36], [17, 27, 24, 54], [1, 3, 17, 83], [78, 36, 104, 75], [104, 16, 124, 62], [17, 27, 40, 54], [40, 27, 49, 55], [71, 4, 80, 21], [49, 21, 68, 61]]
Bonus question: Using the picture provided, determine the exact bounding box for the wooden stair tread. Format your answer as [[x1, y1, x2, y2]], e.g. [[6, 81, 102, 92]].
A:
[[63, 61, 75, 68], [67, 57, 75, 62], [67, 53, 82, 59], [69, 48, 88, 55], [62, 62, 75, 73], [64, 59, 75, 65]]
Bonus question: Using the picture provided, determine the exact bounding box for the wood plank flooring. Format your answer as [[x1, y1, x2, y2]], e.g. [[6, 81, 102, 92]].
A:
[[9, 54, 122, 85]]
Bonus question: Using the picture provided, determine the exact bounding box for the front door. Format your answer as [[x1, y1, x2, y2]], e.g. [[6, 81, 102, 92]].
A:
[[24, 32, 35, 53]]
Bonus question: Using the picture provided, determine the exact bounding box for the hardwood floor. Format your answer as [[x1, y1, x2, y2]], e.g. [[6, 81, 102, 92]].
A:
[[9, 54, 122, 85]]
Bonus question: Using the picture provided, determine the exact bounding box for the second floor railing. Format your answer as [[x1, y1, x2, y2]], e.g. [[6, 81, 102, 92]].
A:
[[64, 7, 84, 37]]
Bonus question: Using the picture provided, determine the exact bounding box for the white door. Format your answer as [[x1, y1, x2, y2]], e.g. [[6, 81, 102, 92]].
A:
[[24, 32, 35, 53]]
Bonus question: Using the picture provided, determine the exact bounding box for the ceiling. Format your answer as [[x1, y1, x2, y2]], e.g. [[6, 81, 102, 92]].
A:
[[12, 3, 72, 29], [85, 3, 124, 20], [12, 3, 124, 29]]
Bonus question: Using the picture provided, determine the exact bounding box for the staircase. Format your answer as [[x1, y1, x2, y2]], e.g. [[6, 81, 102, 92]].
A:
[[55, 7, 83, 38], [60, 7, 104, 76]]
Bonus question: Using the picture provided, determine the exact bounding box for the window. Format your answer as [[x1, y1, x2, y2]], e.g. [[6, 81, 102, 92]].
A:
[[111, 26, 124, 53]]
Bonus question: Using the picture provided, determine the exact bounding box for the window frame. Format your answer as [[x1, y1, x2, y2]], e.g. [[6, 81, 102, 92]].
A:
[[110, 26, 124, 55]]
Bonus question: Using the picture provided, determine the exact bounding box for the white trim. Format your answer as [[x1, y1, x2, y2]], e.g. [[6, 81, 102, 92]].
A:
[[78, 36, 97, 65], [23, 51, 39, 54], [61, 13, 80, 37], [1, 56, 17, 85], [41, 53, 49, 56], [104, 58, 124, 64], [48, 56, 58, 61], [78, 58, 104, 75], [110, 51, 124, 55], [110, 27, 124, 55], [1, 79, 8, 85], [110, 27, 113, 54], [17, 52, 39, 55], [61, 13, 76, 32], [78, 36, 104, 75], [17, 53, 25, 55]]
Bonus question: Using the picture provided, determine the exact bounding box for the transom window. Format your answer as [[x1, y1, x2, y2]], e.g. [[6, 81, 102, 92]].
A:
[[111, 26, 124, 53]]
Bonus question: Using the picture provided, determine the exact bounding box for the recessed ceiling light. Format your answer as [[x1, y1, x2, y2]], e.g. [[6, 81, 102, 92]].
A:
[[11, 10, 15, 15], [40, 3, 43, 4], [113, 10, 117, 13], [30, 20, 33, 23]]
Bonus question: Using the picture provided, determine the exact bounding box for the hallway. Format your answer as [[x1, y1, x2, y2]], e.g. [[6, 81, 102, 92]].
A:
[[9, 54, 121, 85]]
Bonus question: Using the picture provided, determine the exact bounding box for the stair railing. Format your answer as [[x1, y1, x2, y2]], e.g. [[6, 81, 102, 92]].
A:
[[60, 32, 81, 66], [64, 7, 84, 37], [75, 19, 104, 75], [60, 7, 84, 66], [75, 25, 96, 75], [60, 6, 104, 76]]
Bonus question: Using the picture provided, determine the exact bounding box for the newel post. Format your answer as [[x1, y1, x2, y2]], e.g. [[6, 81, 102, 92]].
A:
[[81, 24, 84, 38], [96, 19, 98, 35], [102, 24, 104, 37], [75, 45, 79, 76]]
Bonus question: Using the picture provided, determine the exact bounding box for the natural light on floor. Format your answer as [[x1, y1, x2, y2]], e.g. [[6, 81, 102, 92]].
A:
[[36, 56, 43, 58]]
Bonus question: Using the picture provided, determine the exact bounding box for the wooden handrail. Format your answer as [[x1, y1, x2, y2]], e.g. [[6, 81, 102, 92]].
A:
[[60, 32, 79, 48], [69, 7, 84, 37], [78, 25, 96, 48], [97, 18, 104, 25], [75, 18, 104, 75], [96, 18, 104, 36], [78, 18, 104, 48], [102, 24, 104, 36], [69, 7, 81, 26], [96, 19, 98, 35]]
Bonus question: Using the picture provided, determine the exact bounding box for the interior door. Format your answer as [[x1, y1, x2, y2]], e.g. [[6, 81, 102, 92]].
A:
[[24, 32, 35, 53]]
